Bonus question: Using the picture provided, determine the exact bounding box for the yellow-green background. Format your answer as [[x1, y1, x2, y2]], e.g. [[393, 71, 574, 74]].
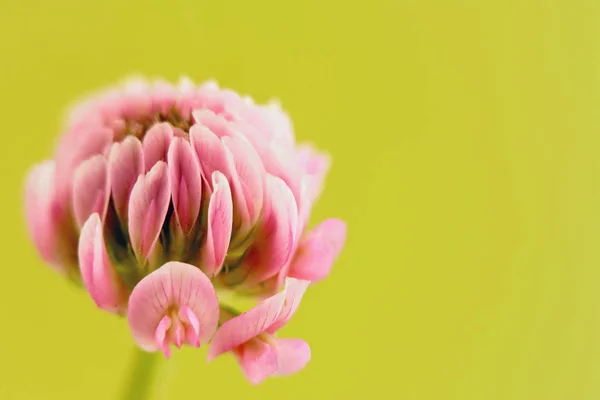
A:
[[1, 0, 599, 399]]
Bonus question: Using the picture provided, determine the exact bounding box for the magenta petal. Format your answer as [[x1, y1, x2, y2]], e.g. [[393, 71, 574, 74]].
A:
[[108, 136, 144, 223], [288, 219, 347, 283], [244, 175, 298, 285], [189, 124, 229, 186], [266, 278, 310, 334], [128, 161, 171, 264], [201, 171, 233, 277], [222, 136, 265, 229], [143, 122, 173, 172], [233, 339, 279, 385], [72, 155, 110, 229], [127, 262, 219, 352], [167, 137, 202, 235], [24, 161, 61, 268], [207, 285, 287, 360], [78, 213, 127, 313], [274, 339, 311, 376]]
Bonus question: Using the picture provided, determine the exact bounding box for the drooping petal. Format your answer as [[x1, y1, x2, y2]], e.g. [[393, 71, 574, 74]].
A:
[[128, 162, 171, 265], [274, 339, 311, 376], [143, 122, 173, 172], [24, 161, 62, 268], [78, 213, 127, 313], [266, 278, 310, 334], [127, 262, 219, 352], [207, 285, 287, 360], [189, 124, 229, 186], [242, 175, 298, 285], [72, 155, 110, 229], [288, 219, 347, 283], [108, 136, 144, 223], [201, 171, 233, 277], [233, 339, 279, 385], [167, 137, 202, 235], [222, 136, 265, 230]]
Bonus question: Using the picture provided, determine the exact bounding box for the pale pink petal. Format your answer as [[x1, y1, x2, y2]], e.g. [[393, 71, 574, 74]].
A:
[[189, 124, 229, 186], [242, 175, 298, 285], [233, 339, 279, 385], [108, 136, 144, 222], [127, 262, 219, 352], [288, 219, 347, 283], [143, 122, 173, 172], [192, 109, 236, 138], [78, 213, 127, 313], [167, 138, 202, 235], [222, 136, 265, 229], [201, 172, 233, 277], [150, 80, 177, 115], [72, 155, 110, 229], [128, 162, 171, 264], [55, 126, 113, 206], [207, 286, 287, 360], [266, 278, 310, 334], [24, 161, 61, 268], [296, 145, 330, 206], [274, 339, 311, 376]]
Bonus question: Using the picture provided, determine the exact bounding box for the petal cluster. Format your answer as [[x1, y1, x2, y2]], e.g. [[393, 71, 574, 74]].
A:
[[24, 77, 347, 383]]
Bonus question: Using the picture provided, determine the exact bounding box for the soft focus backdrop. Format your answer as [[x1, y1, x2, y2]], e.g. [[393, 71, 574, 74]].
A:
[[1, 0, 600, 399]]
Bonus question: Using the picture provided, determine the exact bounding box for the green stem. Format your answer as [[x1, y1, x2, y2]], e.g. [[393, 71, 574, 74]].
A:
[[120, 346, 161, 400]]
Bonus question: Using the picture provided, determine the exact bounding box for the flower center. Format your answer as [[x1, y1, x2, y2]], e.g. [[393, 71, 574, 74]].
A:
[[113, 107, 193, 143]]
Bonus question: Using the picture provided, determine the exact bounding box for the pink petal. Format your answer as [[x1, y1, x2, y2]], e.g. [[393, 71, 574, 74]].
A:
[[128, 162, 171, 265], [179, 306, 201, 347], [24, 161, 61, 268], [72, 155, 110, 229], [108, 136, 144, 223], [242, 175, 298, 285], [127, 262, 219, 352], [189, 124, 229, 186], [143, 122, 173, 172], [222, 136, 265, 230], [296, 145, 330, 203], [155, 315, 172, 358], [55, 126, 113, 207], [207, 285, 287, 360], [288, 219, 347, 283], [233, 339, 279, 385], [201, 171, 233, 277], [274, 339, 311, 376], [192, 109, 236, 138], [266, 278, 310, 334], [78, 213, 127, 313], [167, 137, 202, 235]]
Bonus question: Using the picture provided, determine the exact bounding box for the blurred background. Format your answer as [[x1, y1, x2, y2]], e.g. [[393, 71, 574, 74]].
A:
[[2, 0, 600, 399]]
